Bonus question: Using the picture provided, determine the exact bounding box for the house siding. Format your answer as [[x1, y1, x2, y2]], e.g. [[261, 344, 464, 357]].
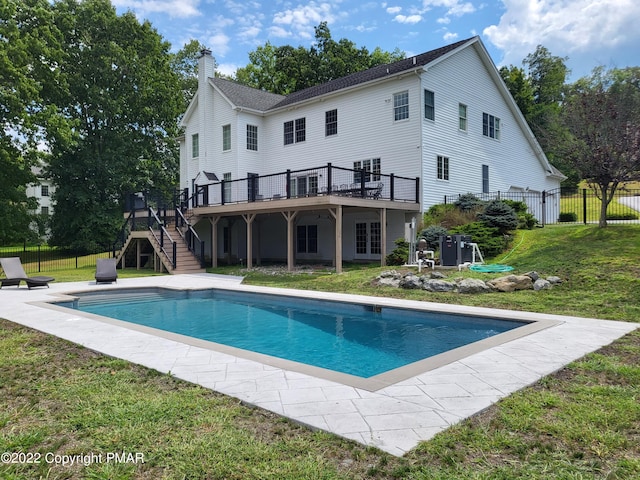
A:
[[419, 44, 558, 209]]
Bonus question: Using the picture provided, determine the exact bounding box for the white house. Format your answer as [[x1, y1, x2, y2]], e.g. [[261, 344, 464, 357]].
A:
[[178, 36, 564, 271], [26, 166, 55, 217]]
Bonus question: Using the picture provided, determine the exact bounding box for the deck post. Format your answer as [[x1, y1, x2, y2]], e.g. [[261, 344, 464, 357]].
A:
[[281, 211, 298, 271], [380, 207, 387, 267], [242, 213, 256, 269], [209, 216, 220, 268], [328, 206, 343, 274]]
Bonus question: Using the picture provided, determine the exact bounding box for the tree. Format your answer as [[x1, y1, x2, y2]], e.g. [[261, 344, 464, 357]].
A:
[[46, 0, 183, 251], [0, 0, 69, 243], [499, 65, 534, 119], [235, 22, 404, 95], [171, 39, 212, 111], [501, 46, 579, 187], [563, 67, 640, 227]]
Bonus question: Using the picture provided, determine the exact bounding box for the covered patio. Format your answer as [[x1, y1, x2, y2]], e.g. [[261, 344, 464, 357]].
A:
[[191, 193, 420, 273]]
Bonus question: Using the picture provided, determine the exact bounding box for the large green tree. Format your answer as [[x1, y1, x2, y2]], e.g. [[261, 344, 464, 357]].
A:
[[563, 67, 640, 227], [46, 0, 182, 251], [500, 46, 577, 186], [0, 0, 69, 244], [235, 22, 404, 95]]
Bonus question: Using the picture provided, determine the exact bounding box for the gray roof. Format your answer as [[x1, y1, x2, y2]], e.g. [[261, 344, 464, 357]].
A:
[[211, 37, 474, 113], [211, 77, 285, 111]]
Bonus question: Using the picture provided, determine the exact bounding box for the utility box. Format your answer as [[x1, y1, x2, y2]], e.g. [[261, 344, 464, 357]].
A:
[[439, 234, 473, 266], [439, 235, 458, 266]]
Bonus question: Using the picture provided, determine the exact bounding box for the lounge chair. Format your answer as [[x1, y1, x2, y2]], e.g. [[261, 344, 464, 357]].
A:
[[95, 258, 118, 284], [0, 257, 55, 289]]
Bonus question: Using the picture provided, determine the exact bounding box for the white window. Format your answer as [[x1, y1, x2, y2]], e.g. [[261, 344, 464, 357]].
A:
[[356, 222, 381, 256], [437, 155, 449, 181], [325, 109, 337, 136], [41, 185, 49, 196], [424, 89, 435, 120], [483, 113, 500, 139], [393, 91, 409, 121], [223, 172, 232, 202], [222, 125, 231, 151], [192, 133, 199, 157], [459, 104, 467, 131], [353, 158, 381, 183], [284, 118, 305, 145], [246, 125, 258, 151]]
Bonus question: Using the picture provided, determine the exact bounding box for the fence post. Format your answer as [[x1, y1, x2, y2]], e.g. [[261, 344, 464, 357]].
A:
[[583, 189, 588, 224], [541, 190, 546, 227], [390, 173, 395, 201], [38, 244, 41, 272], [415, 177, 420, 204], [327, 163, 332, 194], [286, 170, 291, 199]]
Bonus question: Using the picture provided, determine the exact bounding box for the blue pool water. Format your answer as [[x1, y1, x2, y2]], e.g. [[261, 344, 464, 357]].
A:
[[60, 288, 526, 378]]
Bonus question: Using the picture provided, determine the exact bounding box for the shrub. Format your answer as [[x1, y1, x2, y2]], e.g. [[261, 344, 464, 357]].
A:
[[422, 203, 456, 227], [386, 238, 410, 265], [453, 193, 485, 212], [478, 200, 519, 234], [450, 222, 508, 258], [419, 225, 448, 249], [559, 212, 577, 222], [503, 200, 538, 229], [606, 213, 639, 220]]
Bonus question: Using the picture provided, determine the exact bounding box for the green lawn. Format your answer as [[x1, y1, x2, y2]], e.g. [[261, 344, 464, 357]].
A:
[[1, 224, 639, 479]]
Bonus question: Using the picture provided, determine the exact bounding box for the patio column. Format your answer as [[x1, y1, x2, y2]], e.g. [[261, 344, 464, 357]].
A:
[[209, 216, 220, 268], [281, 211, 298, 271], [379, 207, 387, 267], [242, 213, 256, 269], [329, 206, 343, 273]]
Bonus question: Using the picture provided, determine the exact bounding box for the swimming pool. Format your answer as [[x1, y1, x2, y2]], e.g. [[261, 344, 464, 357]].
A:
[[55, 287, 532, 381]]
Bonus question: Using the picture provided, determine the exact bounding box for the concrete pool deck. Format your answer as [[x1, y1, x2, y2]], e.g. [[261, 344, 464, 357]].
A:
[[1, 273, 637, 456]]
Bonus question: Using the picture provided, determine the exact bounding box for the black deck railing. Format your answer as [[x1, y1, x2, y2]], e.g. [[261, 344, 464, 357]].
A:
[[188, 163, 420, 208], [175, 208, 205, 267]]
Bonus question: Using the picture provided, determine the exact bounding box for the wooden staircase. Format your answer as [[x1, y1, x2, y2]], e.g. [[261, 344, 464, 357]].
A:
[[115, 220, 205, 275]]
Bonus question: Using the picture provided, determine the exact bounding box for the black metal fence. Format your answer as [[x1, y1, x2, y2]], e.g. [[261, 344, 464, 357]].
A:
[[444, 188, 640, 225], [0, 244, 113, 275]]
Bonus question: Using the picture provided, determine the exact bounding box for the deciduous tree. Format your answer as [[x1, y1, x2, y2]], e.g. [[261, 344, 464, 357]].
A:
[[46, 0, 183, 251], [235, 22, 404, 95], [0, 0, 69, 243], [563, 67, 640, 227]]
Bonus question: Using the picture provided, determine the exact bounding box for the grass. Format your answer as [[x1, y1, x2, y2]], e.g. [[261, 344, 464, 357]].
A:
[[1, 224, 639, 479]]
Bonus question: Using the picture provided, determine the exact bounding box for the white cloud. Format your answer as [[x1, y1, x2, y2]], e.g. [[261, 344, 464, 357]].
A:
[[207, 32, 231, 57], [443, 31, 458, 41], [273, 2, 334, 29], [394, 14, 423, 24], [112, 0, 201, 18], [386, 6, 402, 14], [484, 0, 640, 75], [421, 0, 476, 16]]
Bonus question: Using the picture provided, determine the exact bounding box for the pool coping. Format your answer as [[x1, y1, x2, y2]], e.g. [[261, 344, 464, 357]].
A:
[[1, 273, 638, 456], [37, 285, 562, 392]]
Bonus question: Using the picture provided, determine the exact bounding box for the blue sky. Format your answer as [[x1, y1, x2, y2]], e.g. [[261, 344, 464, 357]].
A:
[[112, 0, 638, 81]]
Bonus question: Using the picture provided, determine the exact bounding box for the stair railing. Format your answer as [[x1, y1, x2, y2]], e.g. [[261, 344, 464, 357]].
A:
[[148, 207, 177, 269], [175, 208, 206, 267]]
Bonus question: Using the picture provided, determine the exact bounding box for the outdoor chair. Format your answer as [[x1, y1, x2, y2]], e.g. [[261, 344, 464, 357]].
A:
[[95, 258, 118, 284], [0, 257, 55, 289]]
